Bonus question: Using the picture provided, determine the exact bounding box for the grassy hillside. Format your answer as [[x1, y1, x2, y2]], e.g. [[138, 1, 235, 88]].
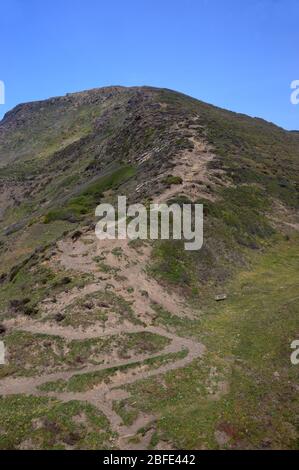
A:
[[122, 235, 299, 449], [0, 86, 298, 450]]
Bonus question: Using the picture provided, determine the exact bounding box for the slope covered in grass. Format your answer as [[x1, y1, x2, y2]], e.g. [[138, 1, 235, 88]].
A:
[[0, 86, 298, 449], [118, 236, 299, 449]]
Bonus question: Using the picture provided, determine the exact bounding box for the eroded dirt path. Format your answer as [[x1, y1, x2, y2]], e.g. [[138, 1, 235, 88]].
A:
[[53, 236, 196, 321], [0, 133, 213, 449], [0, 309, 205, 449], [0, 324, 204, 393], [1, 218, 207, 449], [1, 229, 206, 449]]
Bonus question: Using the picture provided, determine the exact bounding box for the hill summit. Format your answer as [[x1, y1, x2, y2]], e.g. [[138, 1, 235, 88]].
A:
[[0, 86, 298, 450]]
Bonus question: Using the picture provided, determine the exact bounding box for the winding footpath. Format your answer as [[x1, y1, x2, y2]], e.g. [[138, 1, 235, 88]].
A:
[[0, 234, 206, 449]]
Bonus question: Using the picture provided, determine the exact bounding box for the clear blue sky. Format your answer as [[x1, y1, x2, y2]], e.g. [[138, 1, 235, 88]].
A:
[[0, 0, 298, 129]]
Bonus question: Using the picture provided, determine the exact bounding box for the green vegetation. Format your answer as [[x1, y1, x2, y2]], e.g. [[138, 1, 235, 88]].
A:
[[115, 236, 299, 449], [44, 165, 136, 223], [158, 88, 299, 209], [0, 220, 73, 276], [52, 290, 143, 328], [203, 185, 275, 248], [0, 255, 92, 315], [0, 86, 298, 450], [162, 175, 183, 186], [0, 330, 170, 378], [39, 350, 188, 394], [149, 185, 277, 297], [149, 240, 198, 290], [0, 396, 114, 449], [0, 331, 65, 378]]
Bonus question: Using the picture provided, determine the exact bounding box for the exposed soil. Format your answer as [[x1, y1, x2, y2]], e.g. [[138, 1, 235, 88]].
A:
[[0, 232, 205, 449]]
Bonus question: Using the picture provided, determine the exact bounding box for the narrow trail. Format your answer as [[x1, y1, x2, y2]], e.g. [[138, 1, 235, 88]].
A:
[[0, 136, 212, 448], [0, 320, 205, 449], [0, 325, 204, 396], [5, 316, 146, 340], [1, 231, 206, 449], [53, 236, 196, 321]]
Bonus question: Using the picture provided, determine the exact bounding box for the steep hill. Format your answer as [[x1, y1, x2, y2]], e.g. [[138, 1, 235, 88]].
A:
[[0, 86, 298, 450]]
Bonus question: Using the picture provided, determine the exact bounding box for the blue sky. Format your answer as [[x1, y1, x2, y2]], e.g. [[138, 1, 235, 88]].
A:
[[0, 0, 298, 129]]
